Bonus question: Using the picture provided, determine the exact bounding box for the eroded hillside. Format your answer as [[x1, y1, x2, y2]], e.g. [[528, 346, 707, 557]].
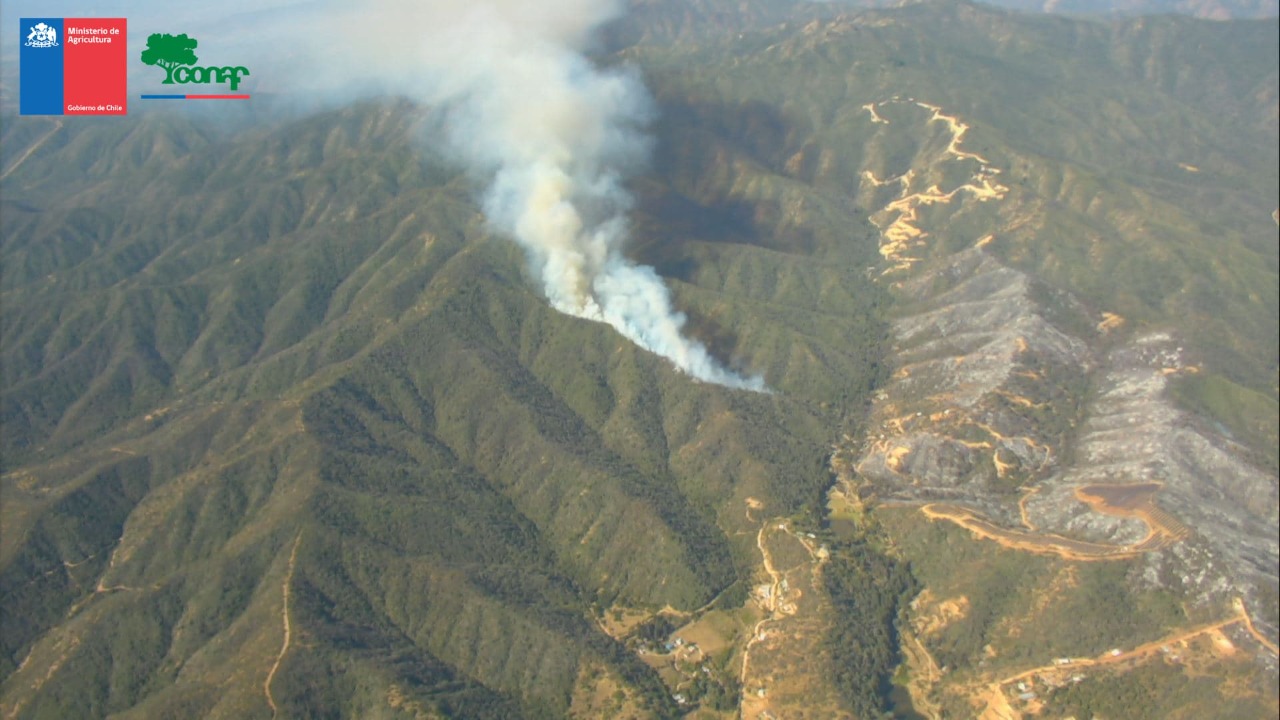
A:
[[833, 93, 1278, 718]]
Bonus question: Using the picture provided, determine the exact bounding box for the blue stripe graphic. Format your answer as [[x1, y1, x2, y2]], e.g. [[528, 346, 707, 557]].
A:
[[20, 18, 64, 115]]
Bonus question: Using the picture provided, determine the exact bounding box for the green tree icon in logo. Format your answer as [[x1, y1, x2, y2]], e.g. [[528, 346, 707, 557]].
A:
[[140, 33, 199, 84]]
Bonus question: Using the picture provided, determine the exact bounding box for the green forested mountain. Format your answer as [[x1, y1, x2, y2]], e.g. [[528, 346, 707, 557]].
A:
[[1, 96, 885, 717], [2, 1, 1277, 718]]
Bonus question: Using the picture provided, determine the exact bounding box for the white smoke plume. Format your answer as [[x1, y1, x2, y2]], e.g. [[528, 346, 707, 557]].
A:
[[298, 0, 766, 391]]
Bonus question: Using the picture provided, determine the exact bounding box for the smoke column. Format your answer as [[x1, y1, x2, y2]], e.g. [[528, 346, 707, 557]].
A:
[[313, 0, 765, 391]]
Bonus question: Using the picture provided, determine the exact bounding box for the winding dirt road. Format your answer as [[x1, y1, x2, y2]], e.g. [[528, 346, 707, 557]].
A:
[[0, 119, 63, 182], [977, 597, 1275, 720], [265, 533, 302, 718]]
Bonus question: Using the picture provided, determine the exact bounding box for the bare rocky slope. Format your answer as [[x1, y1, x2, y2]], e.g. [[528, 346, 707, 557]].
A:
[[835, 88, 1278, 648]]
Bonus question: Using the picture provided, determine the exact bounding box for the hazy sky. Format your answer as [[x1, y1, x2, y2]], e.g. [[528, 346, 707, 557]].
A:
[[2, 1, 319, 75]]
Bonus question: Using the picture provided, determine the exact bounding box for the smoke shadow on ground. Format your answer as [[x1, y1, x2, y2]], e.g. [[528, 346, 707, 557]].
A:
[[631, 95, 823, 259], [630, 184, 760, 270], [680, 311, 753, 377], [619, 96, 828, 372], [656, 98, 795, 171]]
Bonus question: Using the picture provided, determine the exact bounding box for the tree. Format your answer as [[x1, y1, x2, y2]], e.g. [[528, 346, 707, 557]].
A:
[[140, 33, 198, 84]]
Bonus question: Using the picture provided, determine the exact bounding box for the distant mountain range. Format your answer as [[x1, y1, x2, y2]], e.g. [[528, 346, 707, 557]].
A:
[[979, 0, 1278, 19]]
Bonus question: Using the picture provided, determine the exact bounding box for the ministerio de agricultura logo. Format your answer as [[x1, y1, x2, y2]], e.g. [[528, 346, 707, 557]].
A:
[[140, 32, 250, 96], [20, 18, 126, 115]]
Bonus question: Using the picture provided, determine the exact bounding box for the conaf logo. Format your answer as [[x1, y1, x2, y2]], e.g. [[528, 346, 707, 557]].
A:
[[141, 33, 249, 91]]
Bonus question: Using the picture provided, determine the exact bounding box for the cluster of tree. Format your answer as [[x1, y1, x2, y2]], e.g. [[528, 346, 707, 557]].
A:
[[630, 615, 679, 645], [0, 458, 152, 676], [823, 540, 920, 719], [303, 385, 686, 718], [1044, 660, 1266, 720], [679, 670, 741, 712]]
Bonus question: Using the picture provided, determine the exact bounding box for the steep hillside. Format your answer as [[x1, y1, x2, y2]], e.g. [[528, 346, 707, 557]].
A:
[[979, 0, 1279, 19], [0, 89, 887, 716], [627, 1, 1278, 717]]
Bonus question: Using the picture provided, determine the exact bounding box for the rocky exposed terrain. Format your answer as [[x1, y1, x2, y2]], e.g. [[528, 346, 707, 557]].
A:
[[833, 98, 1280, 654]]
